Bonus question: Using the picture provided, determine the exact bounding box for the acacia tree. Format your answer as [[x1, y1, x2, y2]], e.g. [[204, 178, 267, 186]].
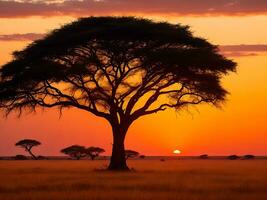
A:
[[61, 145, 86, 160], [15, 139, 41, 159], [125, 150, 140, 160], [0, 17, 236, 170], [86, 146, 105, 160]]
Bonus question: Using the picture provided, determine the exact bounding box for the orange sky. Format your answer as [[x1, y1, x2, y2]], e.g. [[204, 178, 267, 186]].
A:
[[0, 1, 267, 156]]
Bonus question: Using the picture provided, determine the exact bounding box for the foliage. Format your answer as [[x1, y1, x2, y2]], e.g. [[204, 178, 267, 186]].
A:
[[61, 145, 87, 160], [86, 147, 105, 160], [15, 139, 41, 149], [0, 17, 236, 119]]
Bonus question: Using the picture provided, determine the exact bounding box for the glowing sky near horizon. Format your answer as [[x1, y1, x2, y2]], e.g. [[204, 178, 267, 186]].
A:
[[0, 0, 267, 156]]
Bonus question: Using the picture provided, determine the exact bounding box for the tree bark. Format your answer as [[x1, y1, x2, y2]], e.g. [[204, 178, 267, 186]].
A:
[[108, 125, 129, 170], [27, 149, 37, 160]]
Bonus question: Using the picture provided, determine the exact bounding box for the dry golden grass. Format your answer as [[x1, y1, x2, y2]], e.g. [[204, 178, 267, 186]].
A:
[[0, 160, 267, 200]]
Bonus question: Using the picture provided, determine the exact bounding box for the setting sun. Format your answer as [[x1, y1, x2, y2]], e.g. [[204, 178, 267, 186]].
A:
[[173, 150, 181, 154]]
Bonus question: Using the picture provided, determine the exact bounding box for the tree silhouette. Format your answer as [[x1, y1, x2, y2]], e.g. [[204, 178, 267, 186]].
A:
[[15, 139, 41, 160], [228, 155, 240, 160], [243, 155, 255, 160], [0, 17, 236, 170], [14, 154, 28, 160], [125, 150, 139, 160], [61, 145, 86, 160], [86, 146, 105, 160], [199, 154, 209, 159]]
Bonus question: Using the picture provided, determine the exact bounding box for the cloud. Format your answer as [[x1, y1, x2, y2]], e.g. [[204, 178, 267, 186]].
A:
[[0, 33, 44, 41], [219, 44, 267, 57], [221, 52, 259, 57], [1, 0, 267, 18], [219, 44, 267, 52]]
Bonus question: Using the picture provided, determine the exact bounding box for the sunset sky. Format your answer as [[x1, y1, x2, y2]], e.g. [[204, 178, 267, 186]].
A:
[[0, 0, 267, 156]]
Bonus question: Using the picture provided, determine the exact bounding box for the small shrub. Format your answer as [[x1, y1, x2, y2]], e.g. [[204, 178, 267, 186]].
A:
[[243, 155, 255, 160], [199, 154, 208, 159], [228, 155, 240, 160], [14, 155, 27, 160]]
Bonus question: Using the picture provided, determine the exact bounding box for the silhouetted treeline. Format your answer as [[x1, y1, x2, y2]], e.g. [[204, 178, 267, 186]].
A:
[[60, 145, 106, 160]]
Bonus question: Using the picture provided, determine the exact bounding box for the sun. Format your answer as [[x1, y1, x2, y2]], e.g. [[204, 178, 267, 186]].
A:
[[173, 149, 181, 154]]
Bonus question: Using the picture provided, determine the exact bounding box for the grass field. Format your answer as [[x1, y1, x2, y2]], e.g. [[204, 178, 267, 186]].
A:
[[0, 160, 267, 200]]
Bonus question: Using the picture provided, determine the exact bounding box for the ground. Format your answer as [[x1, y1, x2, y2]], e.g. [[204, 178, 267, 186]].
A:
[[0, 160, 267, 200]]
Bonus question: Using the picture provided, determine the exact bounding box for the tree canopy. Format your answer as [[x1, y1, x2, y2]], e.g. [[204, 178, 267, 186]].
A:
[[86, 146, 105, 160], [0, 17, 236, 170], [15, 139, 41, 148], [61, 145, 87, 160], [0, 17, 235, 118]]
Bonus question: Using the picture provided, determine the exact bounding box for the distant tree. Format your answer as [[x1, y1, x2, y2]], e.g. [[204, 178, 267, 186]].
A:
[[243, 155, 255, 160], [15, 139, 41, 160], [14, 154, 28, 160], [139, 155, 146, 159], [228, 155, 240, 160], [86, 147, 105, 160], [199, 154, 209, 159], [61, 145, 86, 160], [0, 17, 236, 170], [125, 150, 139, 160]]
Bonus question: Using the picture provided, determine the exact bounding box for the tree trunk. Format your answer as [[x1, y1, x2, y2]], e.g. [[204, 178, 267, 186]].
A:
[[27, 150, 37, 160], [91, 155, 96, 160], [108, 125, 129, 171]]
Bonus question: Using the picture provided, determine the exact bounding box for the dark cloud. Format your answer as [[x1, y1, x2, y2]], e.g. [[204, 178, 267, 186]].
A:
[[1, 0, 267, 18]]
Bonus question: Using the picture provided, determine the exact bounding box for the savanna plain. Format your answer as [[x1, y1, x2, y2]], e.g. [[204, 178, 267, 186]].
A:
[[0, 160, 267, 200]]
